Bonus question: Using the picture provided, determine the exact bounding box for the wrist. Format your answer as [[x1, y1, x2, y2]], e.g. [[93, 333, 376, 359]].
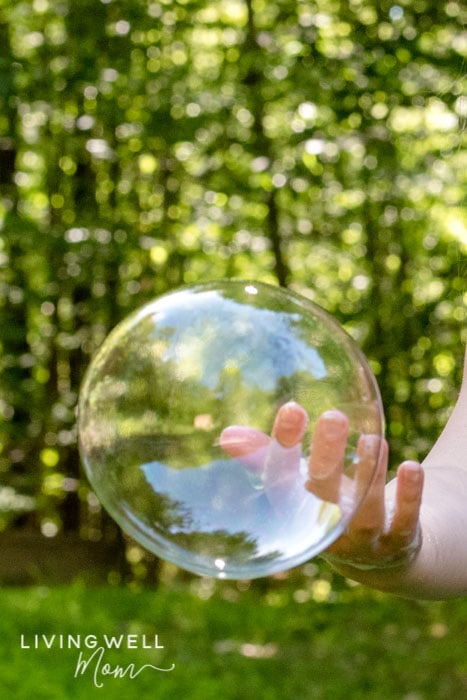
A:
[[322, 525, 422, 573]]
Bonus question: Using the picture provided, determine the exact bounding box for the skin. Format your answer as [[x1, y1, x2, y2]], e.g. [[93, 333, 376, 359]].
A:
[[220, 345, 467, 600]]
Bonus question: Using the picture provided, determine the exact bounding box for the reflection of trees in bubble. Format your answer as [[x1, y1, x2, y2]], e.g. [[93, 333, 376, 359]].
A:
[[78, 284, 382, 576], [137, 491, 281, 567], [151, 500, 282, 568], [92, 450, 283, 565], [165, 529, 278, 565], [82, 290, 376, 478]]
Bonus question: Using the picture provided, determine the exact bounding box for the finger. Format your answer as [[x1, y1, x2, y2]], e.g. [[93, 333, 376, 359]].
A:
[[219, 426, 270, 456], [265, 403, 308, 488], [260, 403, 309, 513], [306, 410, 349, 503], [272, 401, 308, 448], [219, 426, 270, 473], [262, 437, 305, 513], [390, 461, 423, 542], [348, 436, 387, 537]]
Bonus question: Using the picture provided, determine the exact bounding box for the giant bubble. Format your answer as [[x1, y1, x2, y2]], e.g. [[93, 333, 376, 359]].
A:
[[78, 280, 384, 579]]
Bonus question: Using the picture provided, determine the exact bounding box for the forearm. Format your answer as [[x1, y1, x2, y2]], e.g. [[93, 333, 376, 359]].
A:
[[408, 466, 467, 598]]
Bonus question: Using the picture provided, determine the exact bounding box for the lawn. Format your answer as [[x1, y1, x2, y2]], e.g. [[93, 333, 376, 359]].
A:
[[1, 575, 467, 699]]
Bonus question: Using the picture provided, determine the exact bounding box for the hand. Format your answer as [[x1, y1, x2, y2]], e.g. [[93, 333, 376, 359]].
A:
[[220, 401, 424, 572]]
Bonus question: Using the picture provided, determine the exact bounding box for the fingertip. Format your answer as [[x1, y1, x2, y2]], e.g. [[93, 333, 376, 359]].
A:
[[281, 401, 309, 423], [398, 460, 424, 486], [218, 426, 242, 457], [316, 409, 349, 440], [357, 432, 380, 450], [273, 401, 309, 448], [357, 434, 388, 473], [321, 408, 349, 425], [219, 424, 236, 443], [219, 425, 269, 457], [392, 461, 423, 538]]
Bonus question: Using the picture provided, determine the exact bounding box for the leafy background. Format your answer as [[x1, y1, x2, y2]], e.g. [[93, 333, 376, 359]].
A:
[[0, 0, 466, 696]]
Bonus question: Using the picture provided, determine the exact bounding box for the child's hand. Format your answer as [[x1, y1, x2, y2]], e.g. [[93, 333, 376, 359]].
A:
[[220, 402, 424, 571]]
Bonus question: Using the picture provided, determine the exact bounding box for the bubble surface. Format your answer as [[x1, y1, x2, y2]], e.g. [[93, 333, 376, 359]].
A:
[[78, 280, 384, 579]]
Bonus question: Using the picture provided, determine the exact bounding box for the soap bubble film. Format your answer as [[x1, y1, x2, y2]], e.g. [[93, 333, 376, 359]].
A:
[[78, 280, 384, 578]]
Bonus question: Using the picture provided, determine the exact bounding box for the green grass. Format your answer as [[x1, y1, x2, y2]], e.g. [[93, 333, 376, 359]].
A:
[[1, 578, 467, 699]]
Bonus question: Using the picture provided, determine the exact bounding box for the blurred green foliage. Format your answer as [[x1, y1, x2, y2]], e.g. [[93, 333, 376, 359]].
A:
[[2, 582, 467, 698], [0, 0, 466, 564]]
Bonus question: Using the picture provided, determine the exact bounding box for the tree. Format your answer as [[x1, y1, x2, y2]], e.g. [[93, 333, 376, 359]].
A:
[[0, 0, 465, 573]]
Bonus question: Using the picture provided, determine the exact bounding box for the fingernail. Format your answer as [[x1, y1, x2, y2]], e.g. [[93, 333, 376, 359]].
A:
[[321, 410, 349, 439], [402, 461, 422, 483], [281, 402, 308, 427], [274, 402, 308, 448]]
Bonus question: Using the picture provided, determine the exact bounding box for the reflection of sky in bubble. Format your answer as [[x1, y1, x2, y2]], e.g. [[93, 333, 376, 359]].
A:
[[141, 457, 339, 558], [79, 280, 383, 578], [146, 289, 327, 390]]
